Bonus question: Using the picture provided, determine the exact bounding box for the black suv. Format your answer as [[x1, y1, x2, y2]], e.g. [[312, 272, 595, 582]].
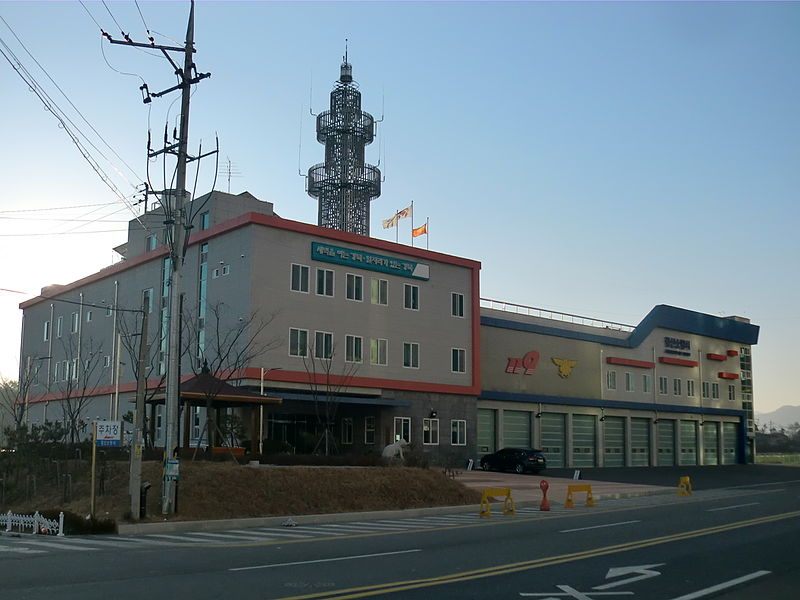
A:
[[479, 447, 547, 474]]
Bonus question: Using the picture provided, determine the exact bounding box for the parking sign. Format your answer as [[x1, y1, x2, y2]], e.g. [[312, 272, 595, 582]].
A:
[[95, 421, 122, 447]]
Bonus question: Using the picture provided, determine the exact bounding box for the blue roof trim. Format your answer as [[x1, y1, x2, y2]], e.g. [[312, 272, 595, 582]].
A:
[[479, 390, 746, 418], [481, 304, 759, 348], [274, 391, 411, 408]]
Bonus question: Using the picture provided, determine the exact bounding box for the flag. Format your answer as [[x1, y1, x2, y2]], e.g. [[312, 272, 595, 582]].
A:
[[412, 223, 427, 238], [382, 214, 400, 229], [396, 204, 413, 220]]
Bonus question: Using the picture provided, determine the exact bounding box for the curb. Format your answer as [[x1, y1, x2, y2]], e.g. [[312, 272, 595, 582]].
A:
[[117, 486, 672, 535]]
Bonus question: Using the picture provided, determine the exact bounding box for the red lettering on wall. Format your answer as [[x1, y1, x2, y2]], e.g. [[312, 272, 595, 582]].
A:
[[505, 357, 523, 374], [505, 351, 540, 375]]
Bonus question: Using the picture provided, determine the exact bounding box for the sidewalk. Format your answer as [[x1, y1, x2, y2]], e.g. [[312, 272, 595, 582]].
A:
[[118, 470, 672, 535]]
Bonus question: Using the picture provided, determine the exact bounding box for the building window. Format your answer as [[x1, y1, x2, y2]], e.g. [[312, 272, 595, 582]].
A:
[[70, 312, 79, 334], [606, 370, 617, 391], [289, 328, 308, 357], [403, 342, 420, 369], [364, 416, 376, 445], [371, 278, 388, 305], [702, 381, 710, 399], [451, 348, 466, 373], [56, 316, 63, 338], [70, 358, 78, 381], [673, 378, 682, 396], [155, 405, 163, 441], [345, 335, 363, 363], [61, 360, 67, 382], [314, 331, 333, 359], [712, 383, 720, 399], [316, 268, 334, 296], [687, 380, 695, 397], [199, 211, 210, 230], [403, 284, 419, 310], [394, 416, 411, 443], [43, 320, 50, 342], [451, 420, 467, 446], [451, 293, 464, 317], [642, 374, 652, 393], [103, 355, 111, 368], [142, 288, 154, 314], [290, 264, 309, 293], [52, 361, 59, 383], [346, 273, 363, 301], [370, 338, 388, 366], [728, 385, 735, 401], [221, 264, 230, 276], [146, 234, 158, 251], [105, 306, 113, 317], [192, 407, 202, 440], [341, 418, 354, 445], [658, 376, 668, 395], [86, 310, 93, 323], [625, 372, 634, 392], [423, 418, 439, 445]]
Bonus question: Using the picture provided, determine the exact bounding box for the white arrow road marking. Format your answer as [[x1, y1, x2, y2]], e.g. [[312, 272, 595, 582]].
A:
[[706, 502, 760, 512], [559, 521, 640, 534], [592, 563, 665, 590], [229, 548, 421, 572], [666, 570, 771, 600]]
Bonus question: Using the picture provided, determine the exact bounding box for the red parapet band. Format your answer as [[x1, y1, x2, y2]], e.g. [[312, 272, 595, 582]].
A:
[[658, 357, 699, 367], [606, 357, 656, 369]]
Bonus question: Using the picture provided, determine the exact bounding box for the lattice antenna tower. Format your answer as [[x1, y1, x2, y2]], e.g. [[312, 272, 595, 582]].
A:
[[307, 43, 381, 236]]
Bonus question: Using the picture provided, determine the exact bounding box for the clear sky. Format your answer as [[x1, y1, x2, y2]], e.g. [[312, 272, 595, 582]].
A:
[[0, 1, 797, 412]]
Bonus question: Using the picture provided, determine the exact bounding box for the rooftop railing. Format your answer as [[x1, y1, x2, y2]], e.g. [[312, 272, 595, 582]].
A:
[[480, 298, 635, 333]]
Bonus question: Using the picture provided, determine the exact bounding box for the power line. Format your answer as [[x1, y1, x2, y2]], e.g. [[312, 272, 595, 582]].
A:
[[0, 229, 126, 237], [0, 202, 115, 214], [101, 0, 125, 35], [0, 216, 129, 223]]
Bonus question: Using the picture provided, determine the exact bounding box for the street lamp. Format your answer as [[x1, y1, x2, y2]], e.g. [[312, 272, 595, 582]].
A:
[[258, 368, 283, 454]]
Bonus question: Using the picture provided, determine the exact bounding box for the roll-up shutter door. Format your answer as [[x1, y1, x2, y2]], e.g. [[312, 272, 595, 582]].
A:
[[657, 420, 675, 466], [477, 409, 496, 455], [603, 417, 625, 467], [703, 421, 719, 465], [541, 413, 566, 468], [722, 422, 738, 465], [503, 410, 531, 449], [630, 418, 650, 466], [680, 420, 698, 466], [571, 414, 596, 467]]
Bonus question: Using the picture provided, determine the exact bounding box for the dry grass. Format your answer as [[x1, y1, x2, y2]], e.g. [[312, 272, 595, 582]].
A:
[[5, 460, 482, 523]]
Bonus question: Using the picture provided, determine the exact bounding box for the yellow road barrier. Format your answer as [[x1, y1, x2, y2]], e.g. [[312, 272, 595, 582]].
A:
[[678, 476, 693, 496], [479, 488, 515, 518], [564, 484, 595, 508]]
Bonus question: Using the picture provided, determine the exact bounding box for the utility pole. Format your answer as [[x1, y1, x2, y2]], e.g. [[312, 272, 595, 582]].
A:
[[129, 305, 148, 519], [107, 0, 211, 515]]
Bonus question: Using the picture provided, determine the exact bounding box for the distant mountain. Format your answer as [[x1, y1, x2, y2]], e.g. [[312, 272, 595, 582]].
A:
[[755, 405, 800, 430]]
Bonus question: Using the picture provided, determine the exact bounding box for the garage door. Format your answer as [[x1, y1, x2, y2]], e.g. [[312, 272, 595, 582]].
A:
[[630, 418, 650, 466], [572, 414, 596, 468], [680, 420, 698, 466], [541, 413, 566, 468], [477, 409, 496, 455], [503, 410, 531, 448], [603, 417, 625, 467], [703, 422, 719, 465], [657, 420, 675, 466], [722, 422, 738, 465]]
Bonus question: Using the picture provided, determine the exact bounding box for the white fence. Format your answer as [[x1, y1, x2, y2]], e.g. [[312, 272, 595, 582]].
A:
[[1, 510, 64, 536]]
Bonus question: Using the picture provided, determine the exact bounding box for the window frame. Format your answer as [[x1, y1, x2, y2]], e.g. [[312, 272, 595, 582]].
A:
[[43, 320, 50, 342], [642, 374, 652, 393], [314, 331, 334, 359], [658, 376, 669, 395], [673, 378, 682, 396], [403, 342, 420, 369], [451, 348, 466, 373], [606, 370, 617, 391], [345, 273, 364, 302], [451, 292, 465, 318], [451, 419, 467, 446], [345, 334, 363, 363], [403, 284, 419, 310], [341, 417, 354, 445], [364, 416, 376, 445], [370, 338, 388, 366], [422, 418, 439, 445], [316, 268, 334, 297], [625, 372, 635, 392], [712, 382, 720, 399], [394, 416, 411, 443], [371, 278, 388, 305], [687, 379, 696, 397], [289, 328, 309, 357], [70, 312, 79, 334]]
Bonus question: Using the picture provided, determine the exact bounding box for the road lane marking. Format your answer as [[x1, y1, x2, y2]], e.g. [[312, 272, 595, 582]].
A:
[[666, 570, 771, 600], [521, 584, 633, 596], [0, 545, 46, 554], [706, 502, 760, 512], [269, 511, 800, 600], [560, 521, 640, 533], [229, 549, 421, 572], [12, 539, 97, 551]]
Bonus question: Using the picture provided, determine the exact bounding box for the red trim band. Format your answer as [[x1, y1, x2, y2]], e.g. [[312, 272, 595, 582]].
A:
[[706, 353, 727, 361], [726, 350, 739, 357], [659, 357, 699, 367], [606, 357, 655, 369], [718, 372, 740, 380]]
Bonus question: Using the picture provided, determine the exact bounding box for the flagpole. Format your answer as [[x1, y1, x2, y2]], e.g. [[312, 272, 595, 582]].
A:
[[426, 217, 429, 250], [395, 208, 399, 243], [410, 201, 414, 247]]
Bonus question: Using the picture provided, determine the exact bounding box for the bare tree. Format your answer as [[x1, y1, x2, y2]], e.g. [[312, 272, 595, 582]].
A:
[[0, 378, 21, 446], [55, 337, 105, 444], [302, 339, 360, 456], [182, 302, 280, 449]]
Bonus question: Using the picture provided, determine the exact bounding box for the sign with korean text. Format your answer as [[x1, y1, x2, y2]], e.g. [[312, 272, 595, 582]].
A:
[[311, 242, 430, 280], [95, 421, 122, 447]]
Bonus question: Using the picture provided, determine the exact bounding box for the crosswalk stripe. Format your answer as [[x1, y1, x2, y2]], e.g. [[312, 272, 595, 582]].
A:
[[182, 531, 281, 542], [277, 526, 347, 536], [0, 545, 47, 554], [248, 529, 314, 539], [14, 539, 97, 551], [53, 537, 141, 548]]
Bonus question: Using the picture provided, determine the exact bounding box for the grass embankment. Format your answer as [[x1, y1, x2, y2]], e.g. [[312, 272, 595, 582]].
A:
[[3, 460, 482, 526], [755, 453, 800, 465]]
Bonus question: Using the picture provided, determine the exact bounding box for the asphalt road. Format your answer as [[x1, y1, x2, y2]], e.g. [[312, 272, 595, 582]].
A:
[[1, 466, 798, 600]]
